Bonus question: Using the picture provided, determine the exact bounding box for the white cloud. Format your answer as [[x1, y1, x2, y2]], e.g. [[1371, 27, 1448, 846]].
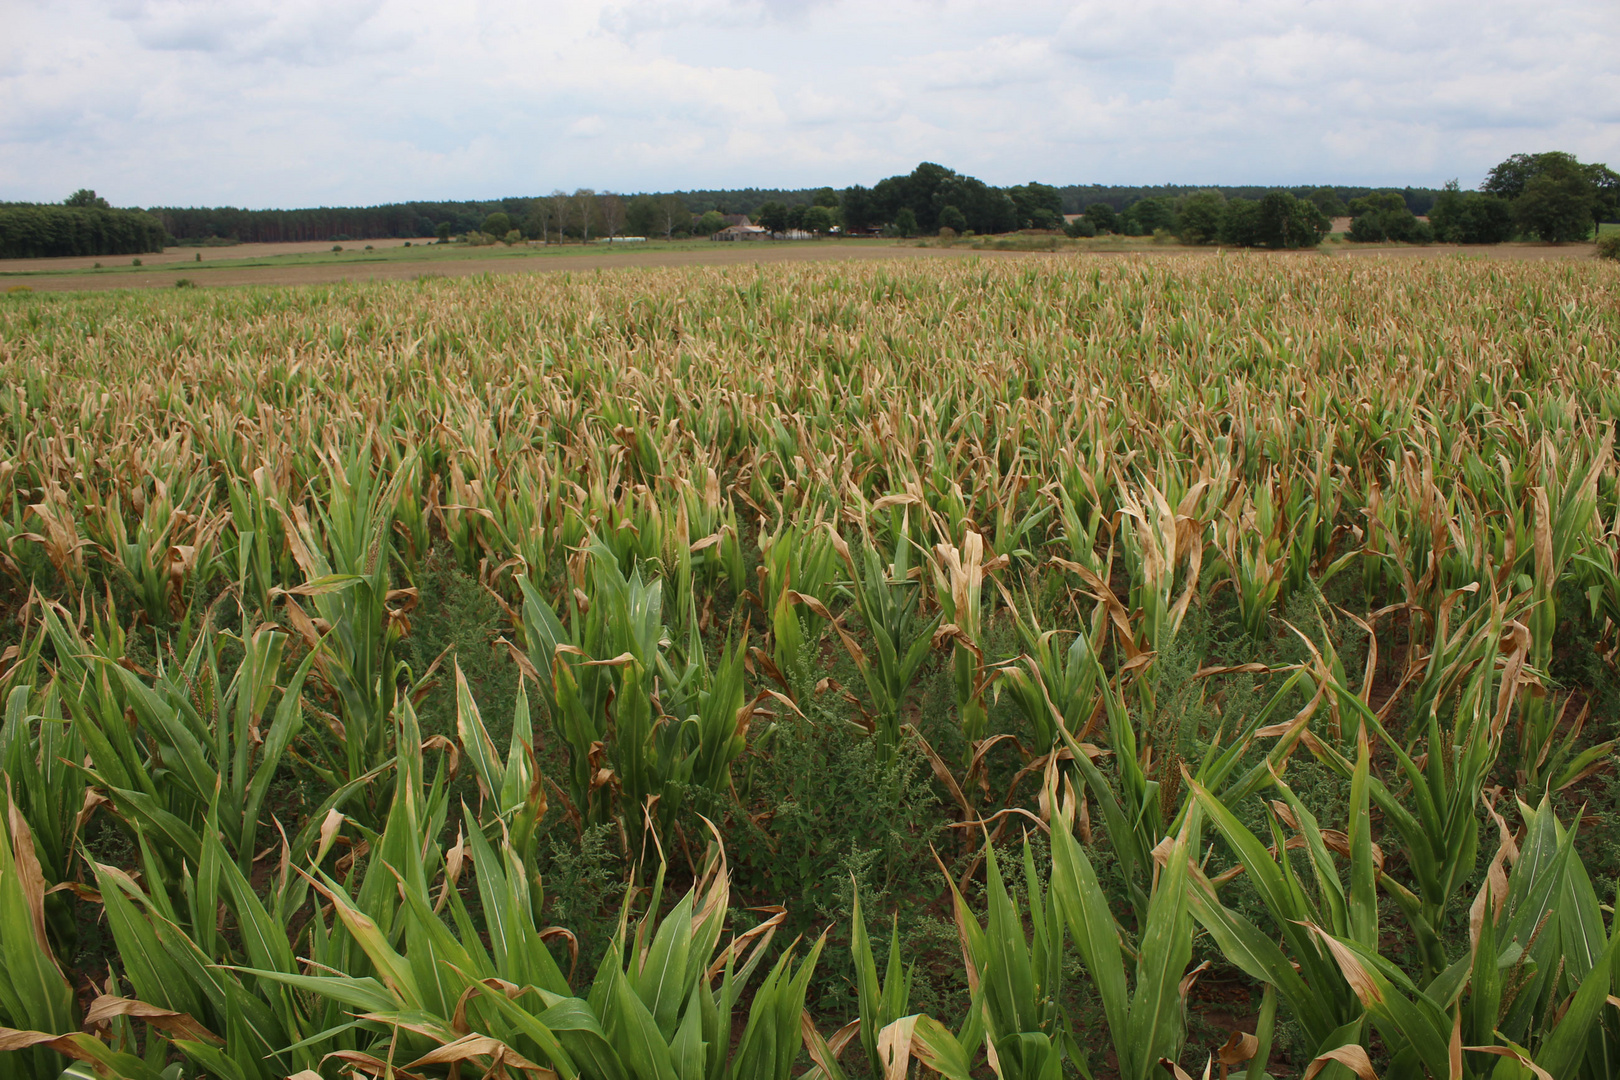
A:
[[0, 0, 1615, 206]]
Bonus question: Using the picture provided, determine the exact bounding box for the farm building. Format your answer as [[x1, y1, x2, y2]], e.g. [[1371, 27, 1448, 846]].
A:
[[712, 224, 769, 241]]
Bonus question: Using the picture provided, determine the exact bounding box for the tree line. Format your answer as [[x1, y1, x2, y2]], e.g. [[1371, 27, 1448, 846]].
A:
[[9, 153, 1617, 257], [0, 191, 166, 258]]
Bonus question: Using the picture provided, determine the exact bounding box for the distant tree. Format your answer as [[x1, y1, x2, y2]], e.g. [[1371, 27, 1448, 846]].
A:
[[1217, 199, 1262, 246], [938, 204, 968, 234], [1515, 173, 1596, 242], [1007, 182, 1063, 228], [1084, 203, 1118, 234], [1483, 151, 1615, 239], [657, 195, 690, 239], [523, 199, 557, 242], [697, 210, 727, 236], [870, 162, 1015, 235], [481, 212, 511, 238], [1346, 192, 1429, 243], [1129, 197, 1177, 234], [841, 186, 876, 233], [543, 191, 566, 242], [802, 205, 833, 235], [1176, 192, 1224, 244], [893, 207, 919, 237], [1429, 180, 1514, 244], [1304, 187, 1348, 218], [786, 204, 807, 231], [503, 229, 522, 245], [755, 201, 790, 235], [812, 187, 840, 208], [1482, 153, 1559, 200], [624, 194, 658, 237], [65, 189, 111, 209], [600, 193, 626, 238], [1256, 191, 1330, 248], [1064, 217, 1097, 238], [571, 189, 597, 242], [0, 204, 165, 257], [435, 221, 453, 243], [1589, 163, 1620, 225]]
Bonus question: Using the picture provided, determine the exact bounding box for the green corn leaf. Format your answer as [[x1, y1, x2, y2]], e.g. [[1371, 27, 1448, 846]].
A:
[[606, 960, 678, 1080], [0, 794, 74, 1037], [1123, 799, 1200, 1080], [1530, 908, 1620, 1078], [239, 633, 318, 866], [1049, 796, 1129, 1054]]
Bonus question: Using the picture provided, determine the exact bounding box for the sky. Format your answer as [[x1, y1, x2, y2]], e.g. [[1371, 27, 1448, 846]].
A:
[[3, 0, 1617, 209]]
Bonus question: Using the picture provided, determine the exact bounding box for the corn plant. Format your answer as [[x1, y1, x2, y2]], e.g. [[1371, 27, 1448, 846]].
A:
[[237, 724, 823, 1080], [69, 696, 453, 1080], [1306, 797, 1619, 1079], [0, 785, 80, 1080], [47, 609, 335, 878], [1184, 728, 1378, 1072], [1054, 644, 1314, 921], [1303, 598, 1530, 980], [931, 529, 1006, 758], [1516, 428, 1609, 789], [518, 540, 749, 844], [998, 590, 1107, 754], [759, 520, 840, 698], [0, 682, 85, 953], [824, 515, 940, 757], [847, 884, 915, 1078], [278, 455, 421, 822], [1115, 478, 1205, 658], [946, 837, 1070, 1080], [1048, 780, 1204, 1080], [454, 662, 548, 864]]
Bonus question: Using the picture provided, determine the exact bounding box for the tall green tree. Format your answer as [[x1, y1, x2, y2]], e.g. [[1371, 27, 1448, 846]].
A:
[[840, 185, 876, 232], [755, 202, 790, 235], [1346, 192, 1430, 242], [1515, 162, 1599, 242], [64, 189, 110, 209], [1257, 191, 1330, 248], [657, 194, 691, 238], [1484, 150, 1615, 240], [1007, 181, 1063, 228], [1176, 191, 1224, 244], [1304, 186, 1348, 217], [1127, 196, 1177, 234], [1084, 202, 1118, 234], [1429, 180, 1514, 243]]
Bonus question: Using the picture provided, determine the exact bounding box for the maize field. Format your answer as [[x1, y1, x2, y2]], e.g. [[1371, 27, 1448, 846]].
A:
[[1, 253, 1620, 1079]]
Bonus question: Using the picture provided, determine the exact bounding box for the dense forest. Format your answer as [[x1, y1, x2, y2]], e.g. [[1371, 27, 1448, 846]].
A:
[[0, 191, 167, 258]]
